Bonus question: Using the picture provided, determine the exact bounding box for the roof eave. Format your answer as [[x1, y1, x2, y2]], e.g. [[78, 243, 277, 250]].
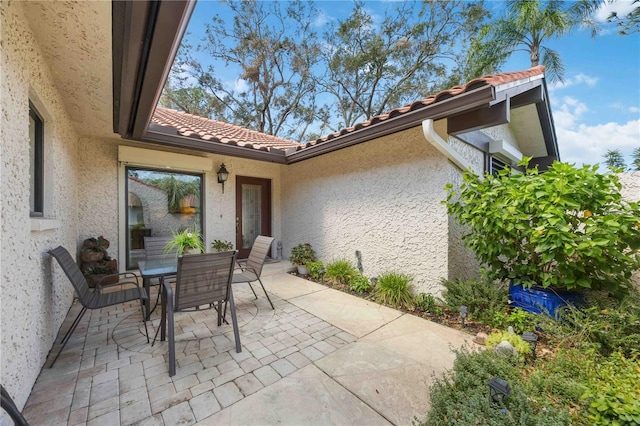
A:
[[285, 85, 496, 164]]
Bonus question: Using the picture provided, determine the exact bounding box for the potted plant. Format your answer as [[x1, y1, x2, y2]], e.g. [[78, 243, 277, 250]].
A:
[[289, 243, 317, 275], [445, 159, 640, 315], [164, 227, 206, 256], [212, 239, 234, 252]]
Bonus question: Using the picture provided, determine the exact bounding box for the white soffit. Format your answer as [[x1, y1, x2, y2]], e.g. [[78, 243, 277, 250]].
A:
[[118, 146, 212, 172], [489, 140, 523, 165], [509, 104, 548, 158]]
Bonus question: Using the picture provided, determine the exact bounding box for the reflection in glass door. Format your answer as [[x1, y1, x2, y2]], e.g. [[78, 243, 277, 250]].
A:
[[126, 167, 203, 269], [236, 176, 271, 259]]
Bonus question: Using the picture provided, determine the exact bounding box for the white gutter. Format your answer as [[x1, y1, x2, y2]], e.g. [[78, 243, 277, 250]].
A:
[[422, 119, 473, 172]]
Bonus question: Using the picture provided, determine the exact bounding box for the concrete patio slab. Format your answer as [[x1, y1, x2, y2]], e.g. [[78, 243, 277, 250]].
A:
[[282, 282, 402, 338], [198, 364, 391, 425], [22, 264, 473, 425]]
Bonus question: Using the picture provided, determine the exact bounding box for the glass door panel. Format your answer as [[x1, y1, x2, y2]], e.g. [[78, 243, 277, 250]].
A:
[[236, 176, 271, 259], [125, 167, 203, 269]]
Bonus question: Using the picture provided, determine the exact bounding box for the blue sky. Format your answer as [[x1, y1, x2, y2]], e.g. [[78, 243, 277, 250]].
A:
[[182, 0, 639, 167]]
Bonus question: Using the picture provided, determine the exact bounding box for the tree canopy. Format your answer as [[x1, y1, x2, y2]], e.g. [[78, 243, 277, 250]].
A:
[[162, 0, 489, 140]]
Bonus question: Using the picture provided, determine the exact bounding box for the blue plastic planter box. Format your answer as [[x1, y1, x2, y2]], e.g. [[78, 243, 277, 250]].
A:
[[509, 283, 584, 317]]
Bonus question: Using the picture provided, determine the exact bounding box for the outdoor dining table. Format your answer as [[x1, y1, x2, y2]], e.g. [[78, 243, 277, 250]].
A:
[[137, 258, 177, 321]]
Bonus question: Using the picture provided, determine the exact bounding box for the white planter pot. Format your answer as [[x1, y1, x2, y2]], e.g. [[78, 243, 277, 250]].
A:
[[296, 265, 309, 275]]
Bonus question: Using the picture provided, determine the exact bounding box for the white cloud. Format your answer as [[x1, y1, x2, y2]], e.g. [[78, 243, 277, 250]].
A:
[[594, 0, 637, 22], [312, 11, 331, 28], [630, 106, 640, 114], [549, 73, 598, 91], [234, 79, 249, 93], [555, 95, 640, 166]]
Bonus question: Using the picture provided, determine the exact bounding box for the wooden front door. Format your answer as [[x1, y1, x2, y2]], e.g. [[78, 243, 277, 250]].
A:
[[235, 176, 271, 259]]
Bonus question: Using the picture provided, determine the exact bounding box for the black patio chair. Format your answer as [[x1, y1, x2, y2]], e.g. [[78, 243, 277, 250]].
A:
[[47, 246, 149, 367], [159, 251, 241, 377], [1, 384, 28, 426], [230, 235, 275, 310]]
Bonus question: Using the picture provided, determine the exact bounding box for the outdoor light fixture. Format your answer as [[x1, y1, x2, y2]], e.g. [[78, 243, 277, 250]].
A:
[[489, 377, 511, 403], [318, 266, 326, 283], [217, 163, 229, 193], [522, 332, 538, 359], [459, 305, 468, 328]]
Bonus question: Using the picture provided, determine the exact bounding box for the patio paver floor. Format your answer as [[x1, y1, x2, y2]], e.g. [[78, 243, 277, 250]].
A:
[[23, 262, 475, 425]]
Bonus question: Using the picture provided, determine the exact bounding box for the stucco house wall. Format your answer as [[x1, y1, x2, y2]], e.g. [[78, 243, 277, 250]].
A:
[[281, 126, 453, 296], [76, 138, 285, 263], [0, 1, 81, 408]]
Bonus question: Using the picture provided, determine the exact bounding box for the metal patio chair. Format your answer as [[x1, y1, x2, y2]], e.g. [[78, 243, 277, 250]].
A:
[[159, 251, 240, 377], [142, 236, 177, 316], [47, 246, 149, 367], [1, 384, 28, 426], [231, 235, 275, 310]]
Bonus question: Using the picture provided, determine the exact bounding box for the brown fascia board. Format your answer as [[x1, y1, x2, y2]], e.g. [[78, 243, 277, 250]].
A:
[[285, 85, 496, 164], [112, 0, 195, 139], [145, 126, 289, 164]]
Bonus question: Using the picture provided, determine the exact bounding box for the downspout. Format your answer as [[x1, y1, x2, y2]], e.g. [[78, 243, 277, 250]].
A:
[[422, 119, 473, 172]]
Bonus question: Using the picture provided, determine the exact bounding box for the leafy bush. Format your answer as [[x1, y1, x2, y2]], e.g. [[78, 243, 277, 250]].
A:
[[375, 272, 414, 309], [348, 274, 371, 293], [485, 331, 532, 360], [289, 243, 317, 266], [211, 239, 233, 252], [445, 159, 640, 295], [165, 227, 205, 255], [441, 278, 508, 324], [421, 349, 570, 425], [582, 352, 640, 425], [537, 290, 640, 357], [490, 308, 537, 335], [325, 259, 358, 285], [306, 261, 324, 280], [415, 293, 443, 315]]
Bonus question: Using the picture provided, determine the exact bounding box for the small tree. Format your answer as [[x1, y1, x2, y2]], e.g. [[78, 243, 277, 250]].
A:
[[603, 149, 627, 170], [632, 147, 640, 171], [445, 159, 640, 295]]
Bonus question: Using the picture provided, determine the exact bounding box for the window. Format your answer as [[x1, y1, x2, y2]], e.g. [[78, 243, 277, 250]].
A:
[[490, 156, 507, 176], [29, 102, 44, 216]]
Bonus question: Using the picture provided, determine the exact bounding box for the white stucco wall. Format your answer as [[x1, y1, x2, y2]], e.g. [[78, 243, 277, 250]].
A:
[[1, 1, 81, 408], [281, 127, 452, 295], [76, 138, 285, 266]]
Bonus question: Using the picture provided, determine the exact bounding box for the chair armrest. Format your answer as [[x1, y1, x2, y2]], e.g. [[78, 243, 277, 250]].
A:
[[162, 276, 175, 312], [96, 272, 141, 292]]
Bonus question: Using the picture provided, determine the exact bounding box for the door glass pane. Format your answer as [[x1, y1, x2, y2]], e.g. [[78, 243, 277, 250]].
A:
[[241, 184, 261, 249], [126, 168, 203, 269]]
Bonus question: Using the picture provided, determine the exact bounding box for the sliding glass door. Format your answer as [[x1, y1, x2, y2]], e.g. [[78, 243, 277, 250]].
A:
[[125, 167, 203, 269]]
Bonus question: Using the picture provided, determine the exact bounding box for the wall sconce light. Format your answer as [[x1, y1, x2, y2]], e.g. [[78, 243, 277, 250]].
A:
[[217, 163, 229, 194], [489, 377, 511, 403], [522, 332, 538, 359], [459, 305, 468, 328]]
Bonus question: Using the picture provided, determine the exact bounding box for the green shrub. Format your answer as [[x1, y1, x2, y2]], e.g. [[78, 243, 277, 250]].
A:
[[485, 331, 532, 360], [307, 261, 324, 280], [420, 349, 570, 425], [445, 159, 640, 295], [441, 278, 508, 324], [537, 290, 640, 357], [582, 352, 640, 425], [415, 293, 443, 315], [375, 272, 414, 309], [348, 274, 371, 293], [325, 259, 358, 285], [289, 243, 317, 266], [490, 308, 537, 334]]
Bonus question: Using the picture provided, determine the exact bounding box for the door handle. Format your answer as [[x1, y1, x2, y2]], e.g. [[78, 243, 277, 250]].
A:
[[236, 217, 240, 231]]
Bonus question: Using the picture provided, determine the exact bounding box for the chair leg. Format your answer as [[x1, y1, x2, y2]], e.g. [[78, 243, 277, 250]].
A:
[[167, 306, 176, 377], [228, 286, 242, 353], [49, 306, 87, 368], [256, 277, 275, 310], [139, 299, 150, 343], [1, 385, 28, 426], [246, 282, 258, 300]]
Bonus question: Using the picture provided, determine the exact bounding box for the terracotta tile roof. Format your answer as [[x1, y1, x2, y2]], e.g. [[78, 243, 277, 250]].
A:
[[301, 65, 546, 148], [151, 107, 301, 151]]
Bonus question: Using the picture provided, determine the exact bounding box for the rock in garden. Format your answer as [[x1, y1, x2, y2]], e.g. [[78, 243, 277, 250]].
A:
[[495, 340, 517, 356], [473, 332, 488, 345]]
